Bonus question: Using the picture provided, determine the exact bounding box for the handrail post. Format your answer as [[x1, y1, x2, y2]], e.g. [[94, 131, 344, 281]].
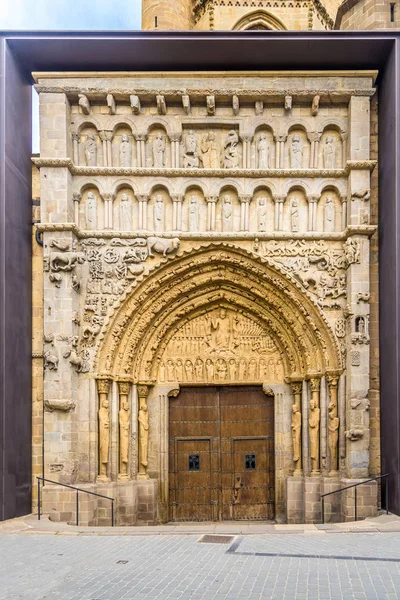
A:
[[111, 499, 114, 527], [322, 497, 325, 524], [76, 489, 79, 526], [354, 486, 357, 522], [386, 475, 389, 514], [38, 478, 41, 521]]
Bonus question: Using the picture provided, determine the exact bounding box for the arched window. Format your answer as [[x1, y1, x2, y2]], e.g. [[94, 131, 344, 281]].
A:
[[232, 10, 287, 31]]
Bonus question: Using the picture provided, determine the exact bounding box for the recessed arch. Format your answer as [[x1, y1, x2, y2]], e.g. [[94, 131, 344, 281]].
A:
[[95, 244, 341, 380], [232, 10, 287, 31]]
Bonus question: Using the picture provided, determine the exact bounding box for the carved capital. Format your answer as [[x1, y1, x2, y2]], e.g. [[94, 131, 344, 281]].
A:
[[99, 130, 113, 143], [239, 195, 252, 204], [170, 133, 182, 143], [135, 133, 148, 142], [171, 194, 184, 203], [241, 135, 252, 143], [274, 135, 287, 143], [341, 132, 348, 142], [137, 194, 150, 203], [326, 373, 339, 388], [137, 384, 150, 399], [102, 193, 115, 203], [206, 196, 219, 204], [72, 193, 82, 204], [309, 377, 321, 392], [97, 379, 110, 394], [291, 382, 303, 395], [273, 194, 286, 204], [308, 194, 320, 204], [72, 133, 80, 142], [308, 132, 321, 143], [340, 194, 348, 204], [118, 381, 131, 396]]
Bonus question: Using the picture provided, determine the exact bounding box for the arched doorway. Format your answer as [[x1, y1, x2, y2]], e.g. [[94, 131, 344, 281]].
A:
[[232, 10, 287, 31]]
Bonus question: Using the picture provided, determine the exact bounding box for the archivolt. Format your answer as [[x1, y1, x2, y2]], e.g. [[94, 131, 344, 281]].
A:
[[95, 244, 341, 379]]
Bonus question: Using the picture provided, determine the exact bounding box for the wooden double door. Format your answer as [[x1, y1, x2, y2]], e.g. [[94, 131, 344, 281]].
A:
[[169, 386, 275, 521]]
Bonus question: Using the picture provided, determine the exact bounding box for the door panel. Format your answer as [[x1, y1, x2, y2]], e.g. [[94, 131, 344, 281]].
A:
[[169, 386, 274, 521]]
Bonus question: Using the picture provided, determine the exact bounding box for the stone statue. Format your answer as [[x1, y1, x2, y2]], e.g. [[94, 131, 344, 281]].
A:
[[323, 135, 336, 169], [85, 191, 97, 230], [152, 132, 166, 168], [205, 358, 214, 380], [324, 195, 335, 232], [224, 130, 240, 169], [291, 404, 301, 463], [119, 396, 131, 477], [344, 238, 360, 264], [166, 359, 175, 380], [309, 399, 320, 472], [257, 197, 267, 232], [119, 134, 132, 168], [120, 192, 132, 231], [200, 132, 221, 169], [183, 130, 199, 168], [85, 133, 97, 166], [257, 133, 270, 169], [189, 196, 199, 232], [291, 199, 299, 232], [98, 396, 110, 478], [154, 194, 164, 232], [211, 308, 231, 349], [222, 195, 233, 232], [290, 134, 303, 169], [138, 399, 149, 468], [328, 401, 339, 472]]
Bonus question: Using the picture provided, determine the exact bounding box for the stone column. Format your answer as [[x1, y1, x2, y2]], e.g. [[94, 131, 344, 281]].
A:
[[117, 381, 131, 481], [341, 132, 348, 167], [135, 134, 147, 168], [274, 135, 286, 169], [326, 373, 340, 476], [308, 377, 321, 477], [242, 136, 252, 169], [341, 194, 348, 230], [72, 133, 80, 165], [170, 134, 181, 168], [313, 134, 321, 169], [239, 195, 251, 231], [105, 131, 113, 167], [291, 381, 303, 477], [102, 193, 114, 230], [97, 378, 111, 482], [73, 193, 81, 226], [137, 384, 150, 480], [206, 196, 218, 231], [308, 195, 319, 232], [172, 194, 183, 230], [274, 195, 285, 231], [137, 194, 149, 230], [308, 133, 320, 168], [99, 131, 108, 166]]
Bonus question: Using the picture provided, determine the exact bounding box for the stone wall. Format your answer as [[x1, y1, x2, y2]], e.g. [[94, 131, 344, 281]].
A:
[[336, 0, 400, 30]]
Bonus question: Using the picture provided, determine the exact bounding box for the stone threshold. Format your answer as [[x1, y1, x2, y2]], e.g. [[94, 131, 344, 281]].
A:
[[0, 513, 399, 537]]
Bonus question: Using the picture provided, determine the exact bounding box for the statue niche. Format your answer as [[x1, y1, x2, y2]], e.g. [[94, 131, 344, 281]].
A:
[[157, 308, 284, 384]]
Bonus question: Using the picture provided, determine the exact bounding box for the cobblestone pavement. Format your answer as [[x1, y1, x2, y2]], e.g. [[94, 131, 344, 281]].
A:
[[2, 533, 400, 599]]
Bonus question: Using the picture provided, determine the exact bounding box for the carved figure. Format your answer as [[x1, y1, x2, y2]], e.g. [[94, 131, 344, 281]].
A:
[[189, 196, 199, 232], [154, 194, 164, 232], [224, 130, 240, 169], [216, 358, 227, 380], [309, 399, 320, 471], [205, 358, 214, 380], [291, 404, 301, 463], [119, 396, 131, 476], [222, 195, 233, 232], [147, 237, 180, 257], [200, 132, 221, 169], [119, 134, 132, 168], [82, 315, 103, 341], [257, 133, 270, 169], [99, 396, 110, 478], [328, 402, 339, 471], [85, 133, 97, 167], [138, 400, 149, 468], [323, 135, 336, 169], [120, 192, 132, 231], [291, 199, 299, 232], [167, 359, 175, 380], [257, 197, 267, 232], [345, 428, 363, 441], [44, 350, 59, 371], [211, 308, 231, 349], [344, 238, 360, 265], [183, 131, 199, 168], [195, 358, 204, 379], [325, 196, 335, 232], [152, 132, 166, 168], [49, 251, 85, 272], [184, 359, 194, 381], [44, 399, 76, 412], [85, 191, 97, 230], [289, 134, 303, 169]]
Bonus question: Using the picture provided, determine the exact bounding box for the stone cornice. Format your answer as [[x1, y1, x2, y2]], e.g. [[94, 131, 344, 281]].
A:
[[31, 157, 377, 178]]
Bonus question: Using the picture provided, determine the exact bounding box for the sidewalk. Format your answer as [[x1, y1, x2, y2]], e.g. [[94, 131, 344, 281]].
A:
[[1, 511, 400, 536]]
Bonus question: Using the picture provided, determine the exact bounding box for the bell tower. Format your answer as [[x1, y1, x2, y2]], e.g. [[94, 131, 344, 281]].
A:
[[142, 0, 193, 31]]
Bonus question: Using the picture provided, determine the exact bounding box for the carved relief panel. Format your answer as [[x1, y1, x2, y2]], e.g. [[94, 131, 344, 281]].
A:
[[157, 308, 284, 384]]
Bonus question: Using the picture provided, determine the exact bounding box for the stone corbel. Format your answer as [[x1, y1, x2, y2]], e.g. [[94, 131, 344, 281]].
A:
[[206, 95, 216, 115], [171, 194, 184, 230], [130, 94, 141, 115], [239, 195, 251, 231], [206, 195, 218, 231], [273, 194, 286, 231], [284, 95, 292, 111], [255, 100, 263, 116], [182, 94, 190, 115], [312, 94, 320, 116], [107, 93, 116, 115], [156, 94, 167, 115], [78, 93, 90, 115], [232, 94, 240, 116]]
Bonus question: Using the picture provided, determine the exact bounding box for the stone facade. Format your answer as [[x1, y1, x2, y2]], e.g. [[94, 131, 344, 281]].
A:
[[32, 70, 379, 524]]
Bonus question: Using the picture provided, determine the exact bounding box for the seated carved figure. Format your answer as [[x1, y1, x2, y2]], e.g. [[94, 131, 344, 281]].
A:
[[49, 251, 85, 272], [147, 237, 180, 257]]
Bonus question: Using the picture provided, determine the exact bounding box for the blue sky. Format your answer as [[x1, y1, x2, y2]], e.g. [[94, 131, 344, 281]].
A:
[[1, 0, 142, 151]]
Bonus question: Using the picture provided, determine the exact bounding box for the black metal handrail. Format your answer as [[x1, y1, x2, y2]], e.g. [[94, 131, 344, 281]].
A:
[[37, 477, 115, 527], [321, 473, 389, 524]]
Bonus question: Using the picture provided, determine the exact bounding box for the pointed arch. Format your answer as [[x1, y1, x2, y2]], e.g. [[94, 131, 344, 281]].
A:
[[232, 10, 287, 31]]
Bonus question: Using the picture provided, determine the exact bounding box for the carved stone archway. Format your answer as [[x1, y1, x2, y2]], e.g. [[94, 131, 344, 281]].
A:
[[232, 10, 288, 32]]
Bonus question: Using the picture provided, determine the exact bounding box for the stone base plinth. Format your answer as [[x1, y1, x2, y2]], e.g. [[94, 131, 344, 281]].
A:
[[286, 476, 378, 524], [41, 480, 158, 526]]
